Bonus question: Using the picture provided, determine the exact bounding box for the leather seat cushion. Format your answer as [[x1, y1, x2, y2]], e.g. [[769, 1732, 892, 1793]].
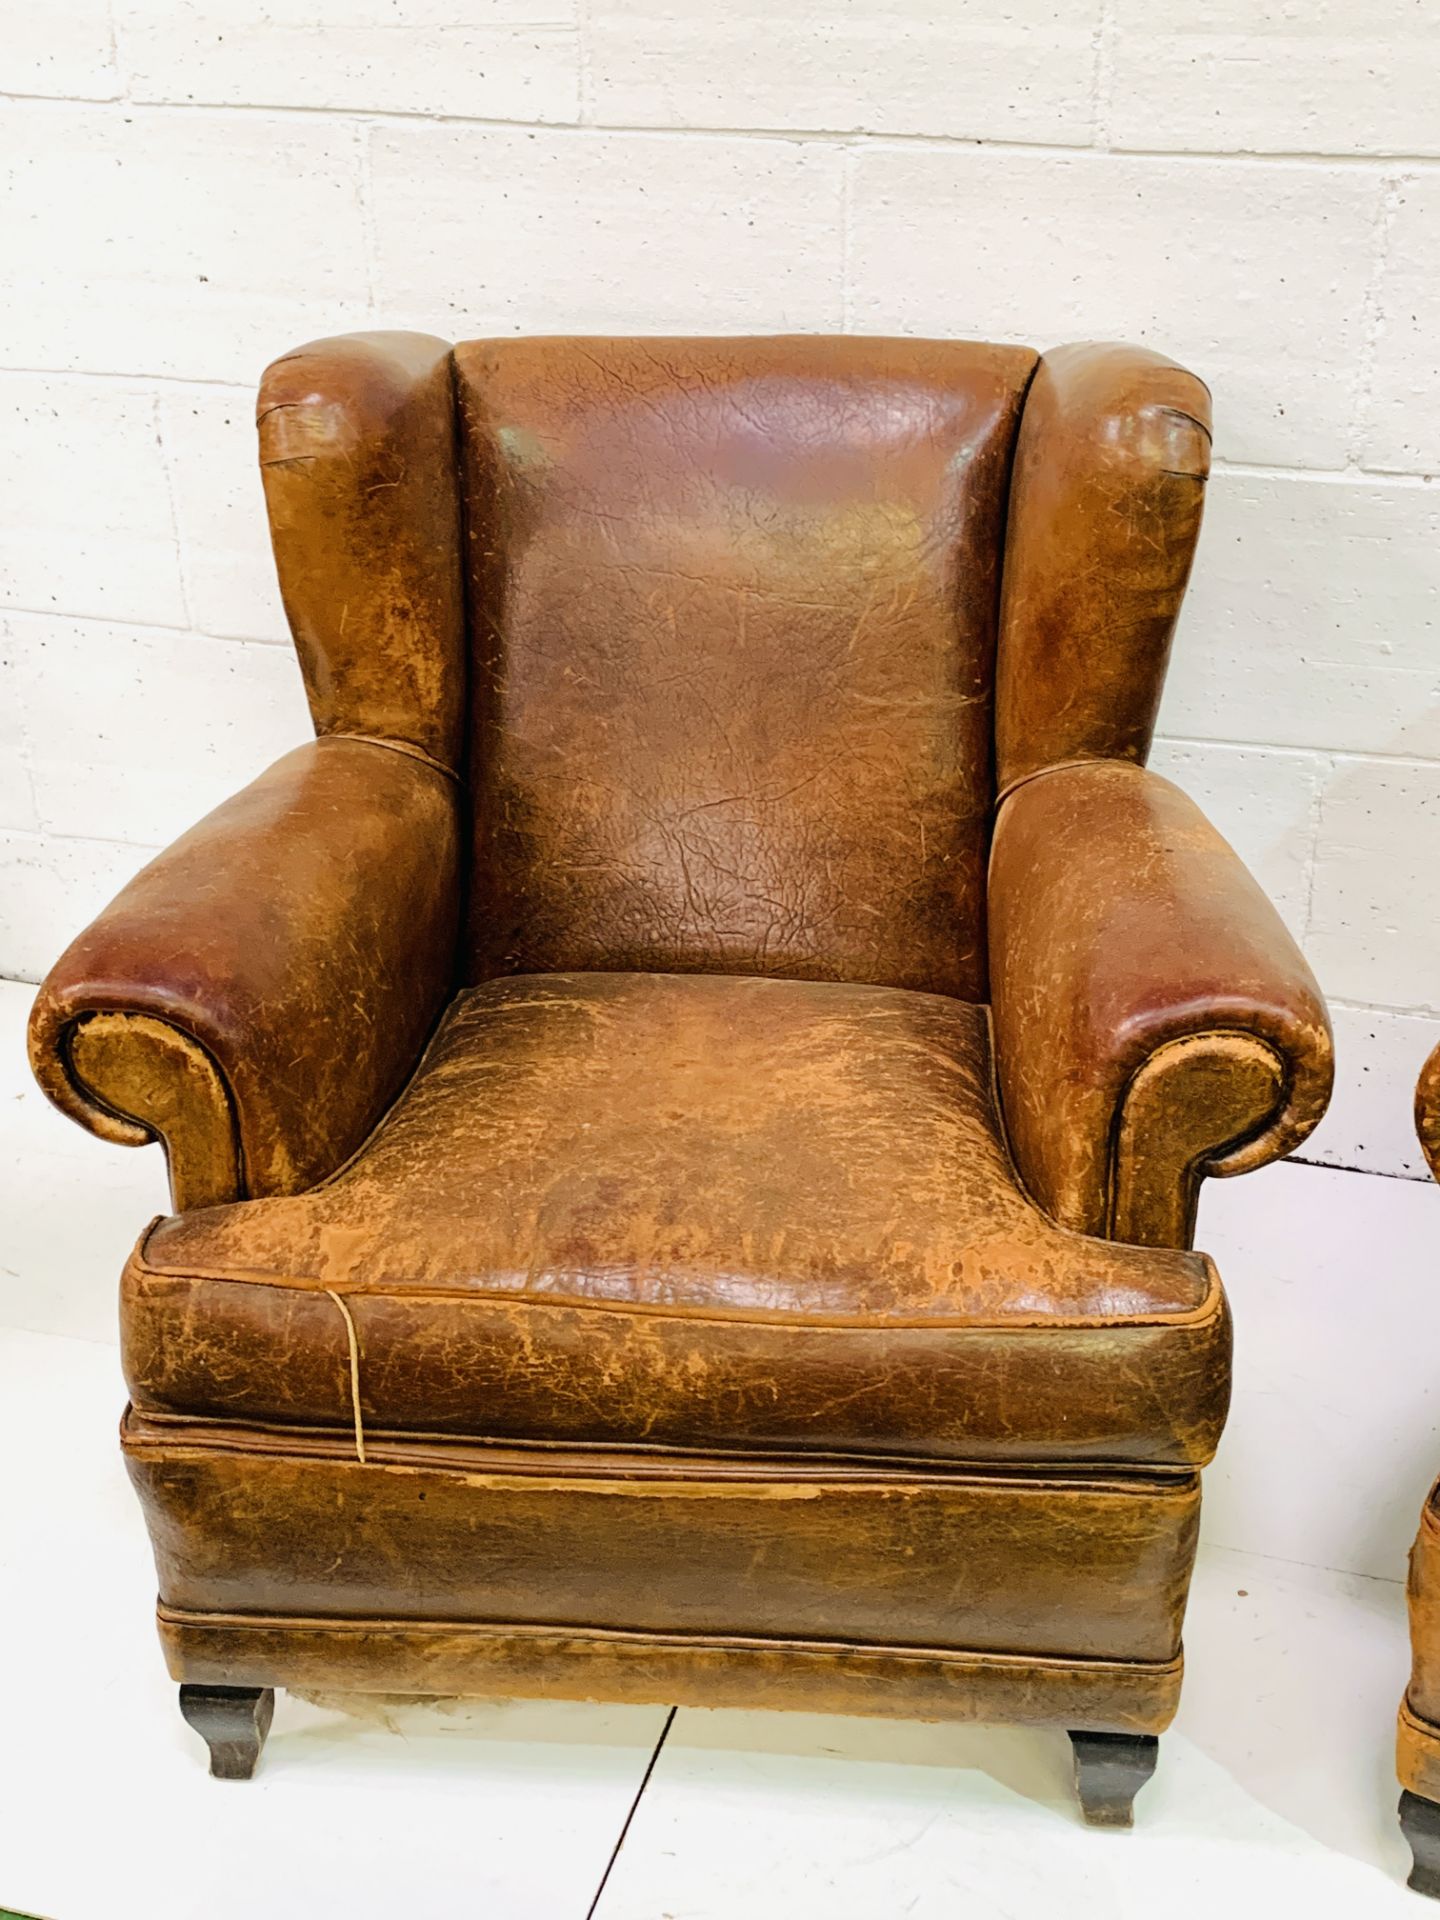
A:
[[125, 972, 1231, 1466]]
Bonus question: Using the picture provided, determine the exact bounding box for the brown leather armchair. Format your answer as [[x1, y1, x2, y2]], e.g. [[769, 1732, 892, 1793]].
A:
[[29, 333, 1332, 1819], [1399, 1044, 1440, 1891]]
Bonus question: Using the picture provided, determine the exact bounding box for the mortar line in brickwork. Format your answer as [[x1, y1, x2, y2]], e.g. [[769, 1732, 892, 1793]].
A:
[[1346, 169, 1410, 468], [1, 821, 161, 855], [357, 120, 381, 319], [1213, 459, 1438, 487], [576, 0, 595, 126], [1328, 995, 1440, 1019], [1091, 0, 1116, 152], [0, 366, 255, 394], [9, 90, 1440, 171], [1299, 752, 1329, 947], [839, 140, 856, 330], [1157, 736, 1440, 772], [151, 394, 192, 629], [0, 603, 281, 646]]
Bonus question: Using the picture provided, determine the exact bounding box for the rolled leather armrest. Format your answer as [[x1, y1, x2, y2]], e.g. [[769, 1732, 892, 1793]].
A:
[[28, 737, 460, 1209], [988, 759, 1332, 1248]]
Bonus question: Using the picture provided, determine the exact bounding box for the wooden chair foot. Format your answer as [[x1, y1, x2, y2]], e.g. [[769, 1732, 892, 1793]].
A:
[[179, 1684, 275, 1779], [1068, 1730, 1159, 1828], [1401, 1790, 1440, 1897]]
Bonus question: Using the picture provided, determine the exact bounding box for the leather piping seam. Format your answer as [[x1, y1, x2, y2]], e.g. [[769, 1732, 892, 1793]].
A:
[[992, 753, 1123, 815], [154, 1602, 1184, 1676], [121, 1408, 1204, 1480], [984, 345, 1045, 871], [1155, 402, 1213, 446], [60, 1013, 246, 1195], [1105, 1025, 1292, 1239], [122, 1425, 1200, 1495], [330, 732, 460, 783], [131, 1231, 1226, 1334], [1401, 1698, 1440, 1744]]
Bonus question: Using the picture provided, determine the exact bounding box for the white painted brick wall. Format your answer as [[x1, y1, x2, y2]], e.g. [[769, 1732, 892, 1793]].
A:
[[2, 0, 1438, 1178], [1107, 1, 1440, 159], [848, 146, 1381, 469], [370, 123, 847, 334], [585, 1, 1101, 144]]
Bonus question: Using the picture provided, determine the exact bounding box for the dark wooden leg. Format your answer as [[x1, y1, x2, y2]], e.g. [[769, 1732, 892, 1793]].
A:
[[1401, 1790, 1440, 1897], [1068, 1730, 1159, 1828], [179, 1684, 275, 1779]]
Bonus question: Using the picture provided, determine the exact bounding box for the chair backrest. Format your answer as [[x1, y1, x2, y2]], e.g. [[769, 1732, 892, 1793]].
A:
[[257, 330, 1210, 1004], [455, 336, 1036, 999]]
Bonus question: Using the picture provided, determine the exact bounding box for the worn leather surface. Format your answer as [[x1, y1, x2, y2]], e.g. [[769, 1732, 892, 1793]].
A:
[[124, 1415, 1200, 1663], [128, 971, 1230, 1466], [989, 760, 1333, 1242], [66, 1012, 240, 1211], [1109, 1033, 1288, 1249], [996, 342, 1211, 796], [1398, 1699, 1440, 1803], [258, 331, 467, 771], [26, 328, 1327, 1730], [156, 1608, 1184, 1734], [1417, 1042, 1440, 1182], [30, 738, 459, 1201], [456, 335, 1035, 997], [1402, 1096, 1440, 1799], [1402, 1481, 1440, 1798]]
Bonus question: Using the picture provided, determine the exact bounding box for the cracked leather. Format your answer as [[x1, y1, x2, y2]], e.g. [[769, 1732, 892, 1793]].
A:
[[1399, 1063, 1440, 1798], [990, 758, 1333, 1243], [29, 330, 1335, 1725], [129, 971, 1231, 1467]]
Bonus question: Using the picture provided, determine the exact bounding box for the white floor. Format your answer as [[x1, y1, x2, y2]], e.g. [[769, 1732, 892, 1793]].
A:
[[2, 976, 1438, 1919]]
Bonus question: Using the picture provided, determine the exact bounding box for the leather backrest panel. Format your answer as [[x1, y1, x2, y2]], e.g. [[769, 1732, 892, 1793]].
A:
[[455, 336, 1036, 997]]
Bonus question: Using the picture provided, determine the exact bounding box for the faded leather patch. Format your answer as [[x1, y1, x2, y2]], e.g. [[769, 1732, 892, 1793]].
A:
[[128, 972, 1230, 1466]]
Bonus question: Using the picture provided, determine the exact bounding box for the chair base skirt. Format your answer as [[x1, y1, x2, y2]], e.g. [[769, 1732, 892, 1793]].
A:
[[125, 1409, 1198, 1741], [156, 1604, 1184, 1735]]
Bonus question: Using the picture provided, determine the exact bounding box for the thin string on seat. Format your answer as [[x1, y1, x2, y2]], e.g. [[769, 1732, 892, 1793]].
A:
[[324, 1288, 367, 1464]]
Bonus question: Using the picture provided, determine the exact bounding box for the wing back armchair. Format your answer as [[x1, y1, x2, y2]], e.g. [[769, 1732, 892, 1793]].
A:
[[29, 333, 1332, 1819]]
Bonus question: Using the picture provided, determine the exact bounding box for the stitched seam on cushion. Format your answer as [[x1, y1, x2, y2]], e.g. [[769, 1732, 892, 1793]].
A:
[[330, 732, 460, 783], [982, 344, 1045, 922], [153, 1601, 1185, 1675], [122, 1418, 1203, 1494], [992, 754, 1126, 814], [1106, 1026, 1292, 1242], [122, 1410, 1206, 1477], [1402, 1698, 1440, 1743], [129, 1231, 1227, 1333]]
